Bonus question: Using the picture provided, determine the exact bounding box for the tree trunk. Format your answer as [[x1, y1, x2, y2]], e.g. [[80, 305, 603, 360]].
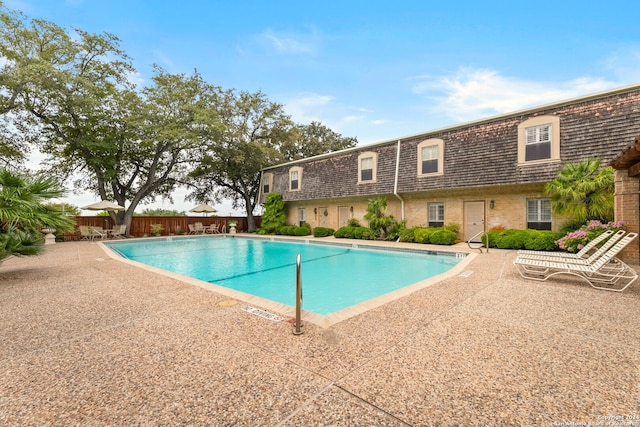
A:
[[245, 195, 256, 231]]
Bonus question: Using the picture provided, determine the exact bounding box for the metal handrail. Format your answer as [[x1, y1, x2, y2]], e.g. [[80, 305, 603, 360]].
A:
[[468, 231, 489, 253], [293, 254, 304, 335]]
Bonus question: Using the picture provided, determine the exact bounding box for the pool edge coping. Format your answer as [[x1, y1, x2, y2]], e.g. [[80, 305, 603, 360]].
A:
[[98, 234, 478, 328]]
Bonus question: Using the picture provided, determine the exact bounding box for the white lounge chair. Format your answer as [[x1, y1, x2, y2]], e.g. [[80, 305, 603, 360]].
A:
[[513, 232, 638, 292], [515, 229, 624, 265], [194, 222, 206, 234], [517, 229, 615, 260]]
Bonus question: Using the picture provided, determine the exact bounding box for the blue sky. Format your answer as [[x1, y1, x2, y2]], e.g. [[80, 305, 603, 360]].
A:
[[8, 0, 640, 214]]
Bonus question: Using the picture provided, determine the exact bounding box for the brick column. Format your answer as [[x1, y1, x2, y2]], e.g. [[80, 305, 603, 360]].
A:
[[614, 169, 640, 265]]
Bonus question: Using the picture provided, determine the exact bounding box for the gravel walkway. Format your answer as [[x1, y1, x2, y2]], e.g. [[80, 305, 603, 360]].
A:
[[1, 239, 638, 426]]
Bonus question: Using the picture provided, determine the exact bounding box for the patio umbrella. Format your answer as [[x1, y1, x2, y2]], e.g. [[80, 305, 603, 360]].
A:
[[82, 200, 125, 211], [189, 203, 217, 216]]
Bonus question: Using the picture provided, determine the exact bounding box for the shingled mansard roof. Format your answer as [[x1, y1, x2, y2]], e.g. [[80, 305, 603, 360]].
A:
[[264, 83, 640, 171]]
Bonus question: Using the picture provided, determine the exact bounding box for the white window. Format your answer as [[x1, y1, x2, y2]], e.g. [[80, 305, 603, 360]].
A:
[[298, 208, 306, 226], [358, 151, 377, 183], [527, 198, 552, 230], [289, 167, 302, 191], [525, 124, 551, 161], [428, 202, 444, 228], [262, 173, 272, 194], [417, 139, 444, 176], [517, 115, 560, 164]]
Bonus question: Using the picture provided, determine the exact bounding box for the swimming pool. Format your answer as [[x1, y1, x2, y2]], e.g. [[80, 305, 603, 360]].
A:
[[106, 236, 466, 316]]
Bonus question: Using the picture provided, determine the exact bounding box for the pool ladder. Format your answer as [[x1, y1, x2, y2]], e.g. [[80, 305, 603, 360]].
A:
[[293, 254, 304, 335], [468, 231, 489, 253]]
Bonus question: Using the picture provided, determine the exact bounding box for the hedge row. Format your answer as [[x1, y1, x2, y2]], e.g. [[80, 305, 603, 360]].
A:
[[484, 229, 562, 250]]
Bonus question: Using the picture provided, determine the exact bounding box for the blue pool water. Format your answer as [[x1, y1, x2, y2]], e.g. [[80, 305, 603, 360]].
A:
[[106, 236, 464, 315]]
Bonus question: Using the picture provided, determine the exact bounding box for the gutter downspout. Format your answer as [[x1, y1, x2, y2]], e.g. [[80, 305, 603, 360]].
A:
[[393, 140, 405, 221]]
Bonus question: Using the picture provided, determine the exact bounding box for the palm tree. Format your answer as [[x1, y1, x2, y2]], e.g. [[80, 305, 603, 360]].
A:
[[0, 169, 75, 263], [544, 158, 614, 223]]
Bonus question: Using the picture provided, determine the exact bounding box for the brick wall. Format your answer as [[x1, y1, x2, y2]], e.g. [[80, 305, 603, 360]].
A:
[[614, 170, 640, 264]]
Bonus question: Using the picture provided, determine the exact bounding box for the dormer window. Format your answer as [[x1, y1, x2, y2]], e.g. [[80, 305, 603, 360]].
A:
[[289, 167, 302, 191], [518, 115, 560, 164], [262, 173, 272, 194], [417, 139, 444, 177], [358, 151, 377, 183]]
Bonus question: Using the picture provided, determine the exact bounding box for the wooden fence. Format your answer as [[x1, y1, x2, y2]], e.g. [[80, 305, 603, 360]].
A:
[[64, 216, 260, 240]]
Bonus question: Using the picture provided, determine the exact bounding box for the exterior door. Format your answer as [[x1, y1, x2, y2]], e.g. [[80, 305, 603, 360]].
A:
[[464, 201, 485, 242], [338, 206, 350, 228], [318, 207, 329, 227]]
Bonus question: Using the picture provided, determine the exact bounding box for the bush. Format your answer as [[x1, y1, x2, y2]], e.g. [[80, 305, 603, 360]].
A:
[[556, 220, 624, 253], [313, 227, 335, 237], [492, 229, 530, 249], [523, 230, 563, 251], [347, 218, 361, 227], [353, 226, 375, 240], [484, 228, 563, 250], [398, 227, 416, 243], [334, 226, 355, 238], [276, 225, 311, 236], [444, 223, 460, 234], [385, 220, 406, 241], [429, 229, 457, 245], [414, 227, 438, 244]]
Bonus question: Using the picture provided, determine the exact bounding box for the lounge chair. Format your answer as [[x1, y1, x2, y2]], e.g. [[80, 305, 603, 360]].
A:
[[207, 223, 220, 234], [188, 224, 196, 234], [194, 222, 206, 234], [515, 230, 624, 265], [513, 232, 638, 292], [79, 225, 92, 240], [91, 226, 107, 240], [517, 229, 615, 260], [110, 224, 126, 239]]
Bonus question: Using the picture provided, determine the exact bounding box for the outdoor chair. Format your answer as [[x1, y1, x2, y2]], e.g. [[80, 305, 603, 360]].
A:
[[515, 229, 624, 265], [513, 232, 638, 292], [517, 229, 615, 260], [194, 222, 206, 234], [79, 225, 92, 240], [110, 224, 126, 239]]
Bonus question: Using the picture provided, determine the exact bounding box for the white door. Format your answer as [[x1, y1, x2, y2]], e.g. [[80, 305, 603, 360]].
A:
[[464, 201, 485, 242], [338, 206, 350, 228], [318, 207, 329, 227]]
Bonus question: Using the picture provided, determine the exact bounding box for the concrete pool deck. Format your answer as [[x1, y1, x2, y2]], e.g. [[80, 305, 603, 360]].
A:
[[1, 238, 638, 425]]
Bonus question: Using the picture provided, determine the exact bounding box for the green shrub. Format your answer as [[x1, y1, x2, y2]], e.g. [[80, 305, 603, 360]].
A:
[[276, 225, 311, 236], [347, 218, 361, 227], [334, 226, 355, 238], [385, 220, 406, 241], [493, 229, 530, 249], [313, 227, 335, 237], [444, 223, 460, 234], [429, 229, 457, 245], [353, 226, 375, 240], [414, 227, 438, 244], [523, 230, 563, 251], [294, 226, 311, 236], [398, 227, 416, 243]]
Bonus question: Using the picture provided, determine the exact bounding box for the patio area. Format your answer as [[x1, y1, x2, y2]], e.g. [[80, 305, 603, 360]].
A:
[[1, 239, 638, 426]]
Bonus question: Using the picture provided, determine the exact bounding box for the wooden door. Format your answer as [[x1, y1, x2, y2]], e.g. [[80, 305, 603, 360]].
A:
[[338, 206, 350, 228], [464, 201, 485, 242]]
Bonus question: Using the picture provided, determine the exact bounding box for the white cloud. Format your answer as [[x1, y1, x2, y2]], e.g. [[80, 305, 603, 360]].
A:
[[258, 27, 318, 55], [412, 67, 618, 122]]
